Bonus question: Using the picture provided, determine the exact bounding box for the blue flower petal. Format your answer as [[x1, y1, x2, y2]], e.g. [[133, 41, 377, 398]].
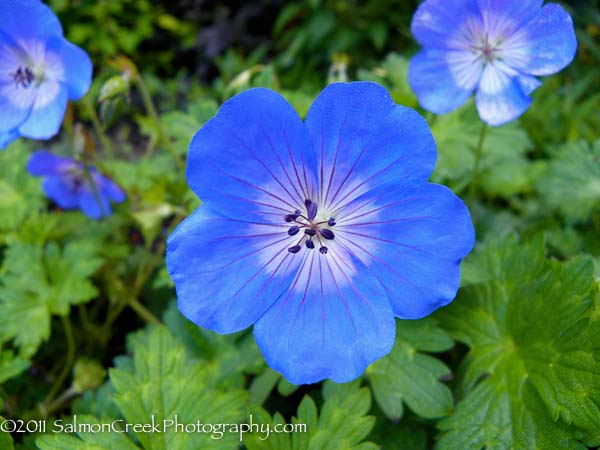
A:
[[476, 0, 542, 37], [516, 74, 541, 95], [77, 187, 112, 220], [187, 88, 317, 222], [96, 173, 126, 203], [0, 32, 34, 133], [48, 36, 93, 101], [42, 176, 78, 209], [27, 150, 74, 176], [18, 83, 68, 139], [0, 129, 19, 150], [304, 82, 437, 211], [409, 49, 482, 115], [253, 249, 395, 384], [334, 182, 474, 319], [411, 0, 480, 48], [0, 0, 63, 40], [475, 63, 531, 126], [501, 3, 577, 77], [167, 206, 302, 334]]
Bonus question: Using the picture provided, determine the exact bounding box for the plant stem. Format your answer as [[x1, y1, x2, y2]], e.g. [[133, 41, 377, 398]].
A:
[[83, 95, 115, 158], [44, 316, 75, 407], [133, 73, 185, 169], [468, 122, 488, 202], [129, 298, 160, 324]]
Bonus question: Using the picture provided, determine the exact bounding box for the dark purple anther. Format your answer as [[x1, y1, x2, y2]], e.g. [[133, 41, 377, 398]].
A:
[[288, 226, 300, 236], [284, 214, 298, 222], [320, 229, 335, 240], [306, 240, 315, 249], [305, 229, 316, 236], [319, 246, 328, 254], [295, 209, 301, 215], [328, 217, 336, 226], [288, 245, 301, 254], [305, 198, 318, 221]]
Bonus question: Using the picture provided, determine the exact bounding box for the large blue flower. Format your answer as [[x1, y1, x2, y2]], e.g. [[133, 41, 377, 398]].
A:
[[0, 0, 92, 149], [27, 151, 125, 219], [167, 82, 474, 384], [408, 0, 577, 126]]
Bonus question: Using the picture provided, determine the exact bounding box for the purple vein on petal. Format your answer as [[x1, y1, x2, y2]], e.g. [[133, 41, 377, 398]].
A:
[[283, 127, 310, 202], [205, 236, 290, 273], [318, 253, 326, 350], [236, 135, 300, 206], [336, 235, 419, 289], [327, 125, 399, 208], [319, 128, 325, 205], [210, 162, 298, 210], [258, 249, 294, 295], [340, 196, 425, 224], [220, 240, 293, 303], [329, 155, 411, 212], [338, 216, 434, 228], [323, 115, 347, 207], [257, 122, 305, 205], [338, 230, 433, 256], [215, 231, 284, 240], [328, 249, 377, 320], [216, 190, 290, 213], [270, 253, 311, 333], [288, 252, 316, 347], [324, 254, 358, 336]]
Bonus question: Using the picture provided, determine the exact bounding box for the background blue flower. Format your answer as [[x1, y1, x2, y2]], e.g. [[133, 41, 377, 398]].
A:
[[408, 0, 577, 126], [27, 150, 126, 219], [0, 0, 92, 149], [167, 82, 475, 384]]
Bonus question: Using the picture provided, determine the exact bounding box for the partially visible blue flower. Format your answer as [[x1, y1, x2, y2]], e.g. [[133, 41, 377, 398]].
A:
[[408, 0, 577, 126], [27, 151, 125, 219], [0, 0, 92, 149], [166, 82, 475, 384]]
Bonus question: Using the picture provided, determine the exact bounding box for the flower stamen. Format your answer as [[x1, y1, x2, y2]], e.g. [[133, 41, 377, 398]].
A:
[[284, 198, 336, 255], [11, 66, 35, 89]]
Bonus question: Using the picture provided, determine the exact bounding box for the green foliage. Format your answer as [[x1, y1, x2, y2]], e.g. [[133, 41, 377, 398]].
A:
[[1, 3, 598, 449], [536, 140, 600, 224], [0, 418, 14, 450], [0, 349, 29, 384], [0, 142, 44, 234], [0, 240, 102, 357], [367, 318, 453, 420], [245, 384, 377, 450], [436, 236, 600, 449], [36, 415, 141, 449], [109, 325, 247, 450], [430, 103, 537, 196]]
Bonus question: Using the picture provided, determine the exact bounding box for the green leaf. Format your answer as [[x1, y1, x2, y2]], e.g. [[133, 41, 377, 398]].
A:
[[435, 236, 600, 449], [163, 301, 264, 389], [367, 318, 454, 420], [110, 325, 247, 450], [0, 416, 13, 450], [0, 348, 29, 384], [430, 103, 533, 195], [0, 141, 44, 234], [245, 384, 378, 450], [0, 240, 102, 356], [36, 415, 140, 450], [536, 139, 600, 223]]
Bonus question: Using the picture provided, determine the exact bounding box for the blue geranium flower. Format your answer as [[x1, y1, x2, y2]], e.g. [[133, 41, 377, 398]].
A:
[[167, 82, 475, 384], [0, 0, 92, 149], [408, 0, 577, 126], [27, 151, 125, 219]]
